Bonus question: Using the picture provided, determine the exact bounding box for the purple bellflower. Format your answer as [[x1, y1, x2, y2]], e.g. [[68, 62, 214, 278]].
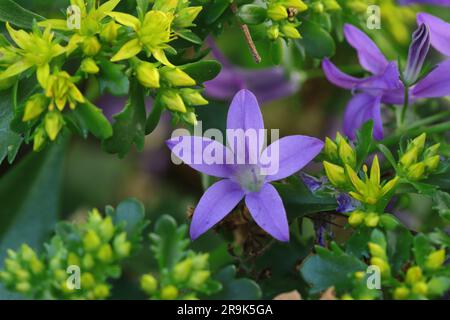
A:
[[417, 13, 450, 57], [322, 23, 450, 140], [166, 89, 323, 242], [204, 38, 300, 104]]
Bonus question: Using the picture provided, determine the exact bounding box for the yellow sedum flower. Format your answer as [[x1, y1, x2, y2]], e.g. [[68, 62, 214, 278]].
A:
[[45, 71, 85, 111], [108, 10, 175, 65], [346, 156, 399, 205], [0, 23, 66, 87]]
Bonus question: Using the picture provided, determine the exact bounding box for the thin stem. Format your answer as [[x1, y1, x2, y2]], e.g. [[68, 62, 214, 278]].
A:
[[230, 2, 261, 64], [400, 83, 409, 127]]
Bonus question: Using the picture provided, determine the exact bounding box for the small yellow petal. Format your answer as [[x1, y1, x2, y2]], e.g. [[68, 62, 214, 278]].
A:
[[111, 38, 142, 62], [6, 22, 30, 49], [380, 176, 399, 196], [108, 12, 141, 30], [37, 64, 50, 88], [370, 155, 380, 186], [0, 60, 33, 80], [345, 165, 365, 191], [152, 49, 173, 66], [38, 19, 70, 31]]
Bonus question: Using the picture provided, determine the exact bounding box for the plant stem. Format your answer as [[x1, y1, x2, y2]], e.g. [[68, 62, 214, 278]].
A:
[[400, 83, 409, 127], [230, 2, 261, 64]]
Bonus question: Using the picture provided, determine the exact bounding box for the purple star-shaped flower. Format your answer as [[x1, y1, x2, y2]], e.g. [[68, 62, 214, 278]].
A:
[[166, 89, 324, 242], [322, 23, 450, 140]]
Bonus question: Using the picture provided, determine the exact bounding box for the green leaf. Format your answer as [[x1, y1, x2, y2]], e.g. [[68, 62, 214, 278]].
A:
[[345, 228, 371, 259], [210, 266, 262, 300], [98, 59, 130, 96], [181, 60, 222, 84], [274, 176, 337, 220], [300, 245, 366, 294], [174, 29, 203, 45], [386, 227, 412, 274], [72, 101, 113, 140], [109, 198, 147, 243], [238, 4, 267, 25], [0, 0, 44, 29], [0, 89, 22, 166], [413, 233, 433, 270], [0, 139, 67, 298], [355, 120, 374, 168], [377, 144, 397, 170], [145, 97, 164, 135], [149, 215, 189, 270], [432, 191, 450, 220], [202, 0, 232, 25], [103, 80, 146, 157], [296, 20, 335, 59]]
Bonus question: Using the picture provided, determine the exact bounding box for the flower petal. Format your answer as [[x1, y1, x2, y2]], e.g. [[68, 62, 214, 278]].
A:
[[108, 12, 141, 30], [412, 60, 450, 98], [261, 136, 324, 182], [0, 59, 33, 80], [417, 12, 450, 57], [343, 93, 383, 140], [245, 183, 289, 242], [322, 58, 363, 89], [343, 24, 388, 74], [111, 38, 142, 62], [166, 135, 233, 178], [226, 89, 265, 163], [190, 179, 245, 240]]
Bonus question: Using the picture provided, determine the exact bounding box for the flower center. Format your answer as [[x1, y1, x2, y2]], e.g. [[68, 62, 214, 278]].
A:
[[233, 165, 265, 193]]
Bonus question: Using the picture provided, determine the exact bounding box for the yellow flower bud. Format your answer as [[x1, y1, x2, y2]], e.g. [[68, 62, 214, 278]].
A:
[[67, 252, 80, 266], [161, 285, 179, 300], [370, 257, 390, 277], [281, 24, 301, 39], [15, 282, 31, 293], [23, 94, 47, 121], [425, 249, 445, 270], [188, 270, 210, 289], [82, 36, 101, 56], [399, 146, 419, 169], [324, 137, 338, 161], [192, 253, 209, 270], [161, 67, 196, 87], [323, 0, 341, 11], [141, 274, 158, 295], [99, 216, 115, 242], [97, 244, 114, 263], [348, 210, 365, 227], [341, 293, 354, 300], [173, 258, 193, 283], [393, 286, 410, 300], [354, 271, 365, 280], [406, 162, 425, 181], [338, 138, 356, 167], [80, 58, 100, 74], [368, 242, 386, 259], [411, 133, 426, 153], [267, 4, 288, 21], [161, 90, 187, 113], [136, 61, 160, 88], [113, 232, 131, 258], [267, 25, 280, 40], [81, 272, 96, 289], [174, 7, 203, 28], [183, 112, 198, 126], [44, 111, 63, 141], [364, 213, 380, 228], [423, 155, 440, 172], [405, 266, 422, 284], [412, 281, 428, 296], [15, 269, 30, 281], [312, 2, 324, 13], [93, 284, 110, 299], [100, 21, 119, 43], [30, 257, 44, 274], [323, 161, 347, 187], [424, 143, 440, 158], [82, 254, 95, 270], [83, 230, 101, 252], [280, 0, 308, 12], [180, 89, 208, 106]]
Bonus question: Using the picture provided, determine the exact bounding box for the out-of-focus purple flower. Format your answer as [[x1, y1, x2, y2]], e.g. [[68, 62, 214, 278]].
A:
[[322, 23, 450, 141], [300, 172, 323, 192], [166, 89, 323, 242], [404, 24, 431, 84], [417, 13, 450, 57], [336, 193, 358, 213], [399, 0, 450, 6], [204, 39, 300, 104]]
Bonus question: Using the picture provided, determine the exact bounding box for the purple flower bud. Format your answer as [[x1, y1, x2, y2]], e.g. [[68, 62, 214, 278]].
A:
[[336, 193, 358, 213], [404, 23, 431, 84]]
